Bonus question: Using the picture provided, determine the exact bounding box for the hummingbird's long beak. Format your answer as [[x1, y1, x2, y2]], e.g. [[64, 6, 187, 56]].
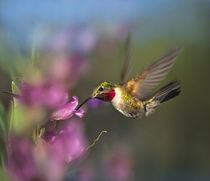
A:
[[76, 97, 92, 110]]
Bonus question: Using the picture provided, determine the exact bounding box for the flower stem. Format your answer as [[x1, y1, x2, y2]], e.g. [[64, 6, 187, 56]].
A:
[[86, 130, 107, 151]]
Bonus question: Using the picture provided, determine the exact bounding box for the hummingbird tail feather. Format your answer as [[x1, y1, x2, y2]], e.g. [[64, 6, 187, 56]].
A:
[[153, 80, 181, 103], [144, 81, 181, 116]]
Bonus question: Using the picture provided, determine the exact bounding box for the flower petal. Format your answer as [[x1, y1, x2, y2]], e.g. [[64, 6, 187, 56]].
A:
[[74, 109, 85, 118], [49, 119, 88, 162], [51, 96, 79, 120]]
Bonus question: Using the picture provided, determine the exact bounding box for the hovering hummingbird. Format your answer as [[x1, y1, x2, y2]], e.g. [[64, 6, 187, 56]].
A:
[[77, 36, 181, 119]]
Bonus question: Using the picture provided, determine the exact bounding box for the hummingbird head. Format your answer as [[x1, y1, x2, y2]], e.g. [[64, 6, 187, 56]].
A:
[[76, 82, 116, 110], [92, 81, 116, 102]]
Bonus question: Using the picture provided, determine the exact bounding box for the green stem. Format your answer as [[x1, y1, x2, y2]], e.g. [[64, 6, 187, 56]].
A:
[[86, 130, 107, 151]]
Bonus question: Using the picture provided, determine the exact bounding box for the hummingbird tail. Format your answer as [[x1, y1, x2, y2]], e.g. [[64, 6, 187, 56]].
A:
[[144, 81, 181, 116], [154, 80, 181, 103]]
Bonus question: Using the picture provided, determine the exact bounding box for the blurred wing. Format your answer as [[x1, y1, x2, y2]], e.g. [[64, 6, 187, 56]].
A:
[[126, 48, 180, 99], [120, 33, 131, 85]]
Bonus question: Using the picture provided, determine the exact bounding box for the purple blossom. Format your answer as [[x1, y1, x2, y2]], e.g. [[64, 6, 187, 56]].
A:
[[20, 81, 69, 109], [41, 119, 87, 163], [52, 119, 88, 162], [7, 135, 37, 181], [7, 128, 87, 181], [51, 96, 85, 121]]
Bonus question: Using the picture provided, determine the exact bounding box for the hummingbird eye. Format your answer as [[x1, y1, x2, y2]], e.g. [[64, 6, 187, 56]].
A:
[[99, 86, 104, 91]]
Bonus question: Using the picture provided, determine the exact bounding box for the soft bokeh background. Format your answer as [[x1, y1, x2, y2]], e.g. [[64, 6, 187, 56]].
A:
[[0, 0, 210, 181]]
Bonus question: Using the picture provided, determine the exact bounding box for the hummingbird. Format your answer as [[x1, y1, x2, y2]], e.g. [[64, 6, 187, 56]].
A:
[[77, 37, 181, 119]]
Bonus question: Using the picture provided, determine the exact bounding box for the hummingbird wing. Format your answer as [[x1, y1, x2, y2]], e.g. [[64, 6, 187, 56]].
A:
[[120, 33, 131, 85], [125, 48, 180, 100]]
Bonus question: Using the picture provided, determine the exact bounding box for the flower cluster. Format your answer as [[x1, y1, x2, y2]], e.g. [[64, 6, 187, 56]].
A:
[[8, 118, 87, 181], [8, 89, 88, 181], [4, 27, 96, 181], [0, 24, 135, 181]]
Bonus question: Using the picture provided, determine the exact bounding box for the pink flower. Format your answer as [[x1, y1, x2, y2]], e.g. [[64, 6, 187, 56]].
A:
[[51, 96, 85, 121], [53, 119, 87, 162], [37, 119, 88, 181], [42, 119, 88, 163], [8, 125, 87, 181], [20, 81, 69, 109], [42, 119, 87, 162], [7, 135, 38, 181]]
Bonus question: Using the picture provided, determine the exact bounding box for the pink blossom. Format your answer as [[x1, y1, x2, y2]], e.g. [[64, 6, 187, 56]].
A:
[[52, 119, 88, 162], [8, 121, 88, 181], [20, 81, 69, 109], [7, 135, 38, 181], [38, 119, 88, 180], [51, 96, 85, 121]]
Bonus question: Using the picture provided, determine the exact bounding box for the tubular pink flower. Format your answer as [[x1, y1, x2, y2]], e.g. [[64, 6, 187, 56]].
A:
[[51, 96, 85, 121]]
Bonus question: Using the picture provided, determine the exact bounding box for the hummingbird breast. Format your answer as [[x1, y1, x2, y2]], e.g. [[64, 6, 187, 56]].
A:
[[111, 87, 145, 118]]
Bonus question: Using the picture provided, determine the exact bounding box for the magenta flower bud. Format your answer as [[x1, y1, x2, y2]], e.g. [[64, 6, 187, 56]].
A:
[[41, 128, 57, 143]]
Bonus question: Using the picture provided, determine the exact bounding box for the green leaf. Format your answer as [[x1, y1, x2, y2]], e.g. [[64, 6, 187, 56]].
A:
[[9, 81, 20, 132], [0, 102, 8, 135], [11, 81, 20, 95]]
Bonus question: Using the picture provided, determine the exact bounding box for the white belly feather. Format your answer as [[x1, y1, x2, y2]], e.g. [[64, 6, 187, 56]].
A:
[[111, 88, 132, 117], [111, 87, 145, 118]]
